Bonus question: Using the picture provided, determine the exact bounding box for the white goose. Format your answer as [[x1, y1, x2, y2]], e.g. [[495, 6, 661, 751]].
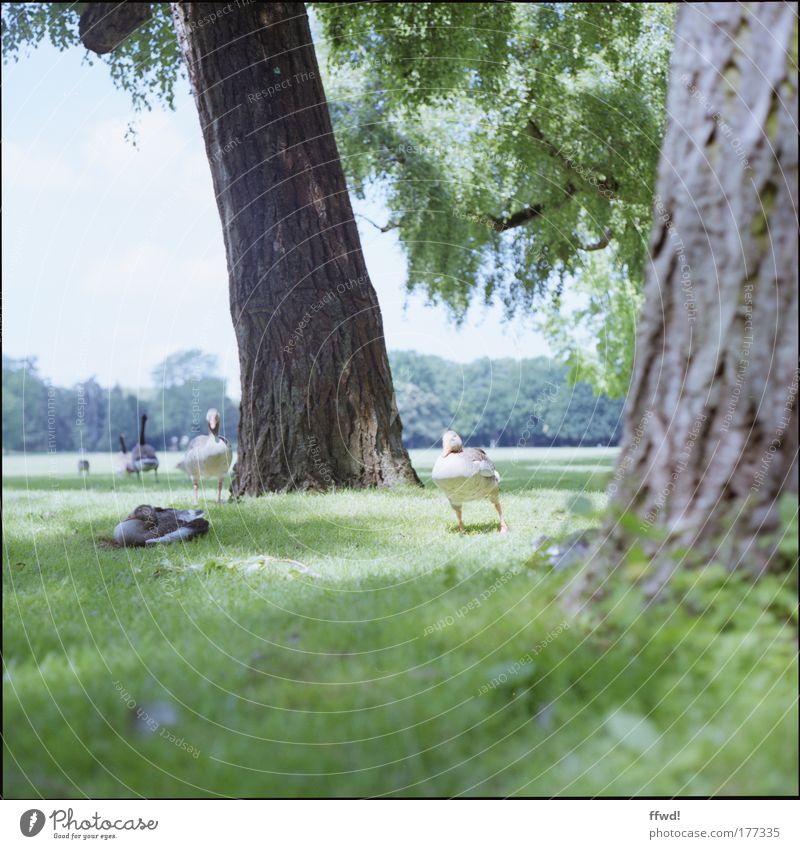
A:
[[431, 430, 508, 533], [177, 408, 233, 503]]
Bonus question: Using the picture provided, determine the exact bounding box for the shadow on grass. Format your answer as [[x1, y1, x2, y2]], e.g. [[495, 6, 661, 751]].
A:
[[1, 474, 196, 492], [5, 506, 438, 577], [445, 522, 504, 535]]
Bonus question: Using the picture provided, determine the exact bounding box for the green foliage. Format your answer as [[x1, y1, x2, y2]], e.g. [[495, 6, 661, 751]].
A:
[[758, 493, 800, 566], [3, 452, 796, 796], [317, 2, 674, 392], [3, 350, 623, 454], [2, 352, 238, 453], [151, 349, 218, 389], [539, 251, 643, 397], [1, 357, 52, 452], [2, 3, 183, 113], [3, 3, 674, 395], [390, 350, 624, 447]]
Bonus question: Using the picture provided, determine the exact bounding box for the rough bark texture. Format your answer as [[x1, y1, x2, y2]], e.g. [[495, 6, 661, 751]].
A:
[[79, 3, 152, 54], [595, 2, 798, 589], [170, 2, 420, 493]]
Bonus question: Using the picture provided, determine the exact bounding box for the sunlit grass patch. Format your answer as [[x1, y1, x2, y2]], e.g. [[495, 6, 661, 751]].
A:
[[3, 449, 796, 797]]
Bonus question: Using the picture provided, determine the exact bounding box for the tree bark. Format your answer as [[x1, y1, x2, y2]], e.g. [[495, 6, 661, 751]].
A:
[[590, 2, 798, 592], [170, 2, 420, 493], [79, 3, 152, 54]]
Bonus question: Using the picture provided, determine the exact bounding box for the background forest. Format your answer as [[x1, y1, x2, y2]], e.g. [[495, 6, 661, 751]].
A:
[[2, 350, 623, 452]]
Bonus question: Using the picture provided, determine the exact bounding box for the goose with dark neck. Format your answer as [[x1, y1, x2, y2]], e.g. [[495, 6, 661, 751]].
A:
[[130, 414, 159, 480]]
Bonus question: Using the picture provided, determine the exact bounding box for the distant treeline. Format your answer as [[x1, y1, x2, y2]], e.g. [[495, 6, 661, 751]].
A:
[[2, 350, 624, 454], [2, 351, 239, 454], [389, 351, 625, 448]]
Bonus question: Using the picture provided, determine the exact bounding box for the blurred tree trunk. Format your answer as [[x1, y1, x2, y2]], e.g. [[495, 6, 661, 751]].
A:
[[170, 2, 420, 493], [590, 2, 798, 594]]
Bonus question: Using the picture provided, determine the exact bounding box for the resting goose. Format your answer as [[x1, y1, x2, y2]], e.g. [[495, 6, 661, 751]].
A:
[[113, 505, 209, 547], [177, 408, 233, 503], [114, 433, 135, 475], [130, 414, 159, 480], [431, 430, 509, 533]]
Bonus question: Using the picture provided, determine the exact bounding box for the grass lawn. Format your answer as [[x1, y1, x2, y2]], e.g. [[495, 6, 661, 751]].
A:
[[3, 448, 797, 797]]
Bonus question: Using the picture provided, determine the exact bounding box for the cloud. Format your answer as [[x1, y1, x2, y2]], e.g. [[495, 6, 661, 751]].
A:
[[2, 141, 81, 192], [82, 111, 212, 204], [83, 241, 226, 304]]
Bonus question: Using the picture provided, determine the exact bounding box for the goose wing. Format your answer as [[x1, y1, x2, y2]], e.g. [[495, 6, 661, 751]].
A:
[[145, 525, 208, 545], [151, 516, 209, 544], [185, 434, 208, 452], [464, 446, 499, 479], [132, 443, 158, 460], [147, 508, 209, 543]]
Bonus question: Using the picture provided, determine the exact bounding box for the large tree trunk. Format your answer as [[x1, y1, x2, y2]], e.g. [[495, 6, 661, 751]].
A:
[[592, 2, 798, 592], [170, 2, 420, 493]]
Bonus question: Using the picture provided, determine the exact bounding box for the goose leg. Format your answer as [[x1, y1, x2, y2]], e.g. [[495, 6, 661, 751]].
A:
[[453, 505, 465, 533], [155, 469, 159, 482], [217, 478, 224, 504], [493, 499, 509, 534], [193, 480, 199, 504]]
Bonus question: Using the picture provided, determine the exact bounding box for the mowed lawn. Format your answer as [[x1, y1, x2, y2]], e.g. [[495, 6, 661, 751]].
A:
[[3, 448, 797, 797]]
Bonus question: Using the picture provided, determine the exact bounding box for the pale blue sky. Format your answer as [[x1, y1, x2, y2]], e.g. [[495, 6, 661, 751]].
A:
[[3, 39, 551, 398]]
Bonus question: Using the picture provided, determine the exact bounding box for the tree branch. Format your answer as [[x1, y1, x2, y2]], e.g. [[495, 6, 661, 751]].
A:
[[526, 119, 620, 198], [579, 227, 613, 251], [79, 3, 152, 55], [490, 183, 576, 232], [491, 203, 544, 232], [355, 212, 398, 233]]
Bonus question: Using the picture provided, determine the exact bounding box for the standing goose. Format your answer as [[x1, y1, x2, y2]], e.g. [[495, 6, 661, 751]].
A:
[[431, 430, 509, 533], [130, 414, 159, 480], [177, 408, 233, 503]]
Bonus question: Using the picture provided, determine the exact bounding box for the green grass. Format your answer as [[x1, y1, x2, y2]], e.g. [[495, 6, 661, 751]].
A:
[[3, 448, 797, 797]]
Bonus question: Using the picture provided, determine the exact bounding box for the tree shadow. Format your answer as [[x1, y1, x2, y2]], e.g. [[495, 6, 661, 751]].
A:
[[2, 473, 187, 492]]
